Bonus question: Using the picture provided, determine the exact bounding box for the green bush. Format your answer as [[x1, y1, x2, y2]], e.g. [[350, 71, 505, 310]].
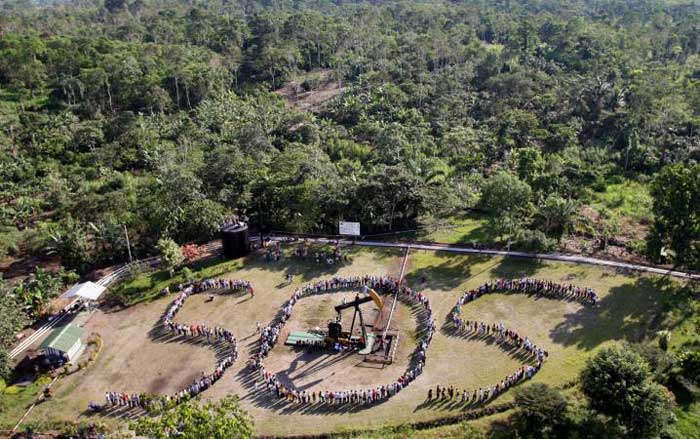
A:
[[4, 385, 20, 395], [0, 226, 22, 259], [300, 77, 320, 92], [607, 174, 626, 185], [512, 383, 570, 437], [658, 330, 671, 351], [0, 347, 9, 381], [591, 175, 607, 192], [181, 267, 196, 283], [680, 350, 700, 384], [514, 229, 556, 252]]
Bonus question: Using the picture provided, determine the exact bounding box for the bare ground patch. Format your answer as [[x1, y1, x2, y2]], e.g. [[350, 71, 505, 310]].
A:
[[261, 292, 416, 392], [275, 69, 346, 112]]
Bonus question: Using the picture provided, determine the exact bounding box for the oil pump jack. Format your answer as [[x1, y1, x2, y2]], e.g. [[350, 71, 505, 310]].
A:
[[327, 286, 383, 348]]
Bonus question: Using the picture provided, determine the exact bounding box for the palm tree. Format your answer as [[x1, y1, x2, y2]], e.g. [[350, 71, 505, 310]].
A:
[[538, 194, 578, 240]]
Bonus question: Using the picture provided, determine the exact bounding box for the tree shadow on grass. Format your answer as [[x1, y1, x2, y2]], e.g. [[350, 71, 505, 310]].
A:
[[549, 276, 681, 350], [404, 251, 495, 292], [409, 213, 493, 246], [449, 224, 493, 246], [235, 245, 397, 283], [491, 257, 547, 279]]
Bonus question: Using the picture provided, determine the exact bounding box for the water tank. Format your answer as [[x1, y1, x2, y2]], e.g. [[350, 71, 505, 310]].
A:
[[220, 222, 250, 259]]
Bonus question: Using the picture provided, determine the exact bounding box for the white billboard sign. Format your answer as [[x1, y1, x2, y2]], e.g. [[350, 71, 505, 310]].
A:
[[339, 221, 361, 236]]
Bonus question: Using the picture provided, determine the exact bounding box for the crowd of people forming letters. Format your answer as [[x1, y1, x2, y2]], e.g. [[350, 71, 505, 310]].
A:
[[456, 277, 598, 307], [251, 275, 435, 406], [427, 277, 599, 405], [436, 319, 547, 405], [104, 278, 252, 411], [102, 269, 599, 412]]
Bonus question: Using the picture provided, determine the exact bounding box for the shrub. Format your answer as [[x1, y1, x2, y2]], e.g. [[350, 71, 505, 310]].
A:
[[156, 238, 184, 277], [181, 267, 196, 283], [181, 244, 201, 262], [5, 384, 20, 395], [581, 345, 673, 438], [514, 228, 556, 252], [679, 350, 700, 383], [0, 347, 10, 381], [0, 226, 22, 259], [512, 383, 569, 436], [300, 77, 320, 92], [591, 175, 607, 192], [607, 174, 626, 185], [55, 420, 109, 438], [627, 342, 676, 384], [83, 333, 103, 367], [658, 330, 671, 351]]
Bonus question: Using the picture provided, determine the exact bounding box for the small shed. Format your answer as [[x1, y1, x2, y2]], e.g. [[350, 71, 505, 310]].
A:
[[39, 324, 85, 362]]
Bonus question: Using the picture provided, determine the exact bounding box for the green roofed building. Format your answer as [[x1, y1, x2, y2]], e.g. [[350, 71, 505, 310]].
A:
[[39, 324, 85, 362]]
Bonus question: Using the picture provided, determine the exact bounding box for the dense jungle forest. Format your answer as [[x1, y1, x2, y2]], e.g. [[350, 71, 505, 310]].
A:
[[2, 0, 700, 276]]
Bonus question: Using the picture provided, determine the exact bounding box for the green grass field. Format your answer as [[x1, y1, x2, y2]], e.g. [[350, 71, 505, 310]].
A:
[[4, 244, 697, 437], [110, 257, 247, 306], [418, 215, 492, 244], [378, 214, 494, 245], [0, 376, 53, 431]]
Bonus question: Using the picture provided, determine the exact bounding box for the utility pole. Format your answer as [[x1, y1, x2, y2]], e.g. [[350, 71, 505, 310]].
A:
[[123, 224, 133, 263]]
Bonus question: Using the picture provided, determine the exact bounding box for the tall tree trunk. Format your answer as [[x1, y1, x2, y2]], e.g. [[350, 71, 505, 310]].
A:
[[317, 40, 322, 67], [174, 76, 180, 107], [184, 82, 192, 110], [105, 78, 114, 112], [389, 199, 396, 231]]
